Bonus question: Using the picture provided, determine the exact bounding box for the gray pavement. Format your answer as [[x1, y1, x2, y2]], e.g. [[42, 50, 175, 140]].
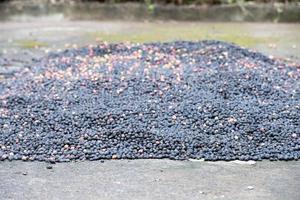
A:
[[0, 20, 300, 200], [1, 160, 300, 200]]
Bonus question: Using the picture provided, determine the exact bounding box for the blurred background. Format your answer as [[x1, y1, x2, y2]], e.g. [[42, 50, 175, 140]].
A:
[[0, 0, 299, 77]]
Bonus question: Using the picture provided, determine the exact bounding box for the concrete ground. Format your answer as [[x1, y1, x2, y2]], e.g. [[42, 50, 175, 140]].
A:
[[0, 20, 300, 200], [1, 160, 300, 200]]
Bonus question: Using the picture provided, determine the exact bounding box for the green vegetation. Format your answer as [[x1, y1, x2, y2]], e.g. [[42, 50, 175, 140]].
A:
[[16, 40, 48, 48], [79, 0, 299, 5], [87, 23, 275, 47]]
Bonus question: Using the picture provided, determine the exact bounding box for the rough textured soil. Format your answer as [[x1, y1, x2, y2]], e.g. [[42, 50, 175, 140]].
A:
[[1, 41, 299, 162]]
